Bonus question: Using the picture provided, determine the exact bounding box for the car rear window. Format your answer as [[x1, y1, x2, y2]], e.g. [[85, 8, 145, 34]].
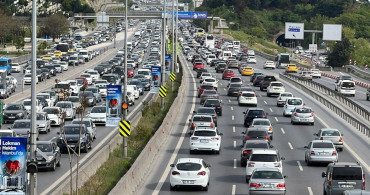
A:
[[252, 171, 283, 179], [198, 108, 216, 115], [231, 78, 242, 82], [201, 85, 213, 89], [248, 110, 264, 116], [250, 154, 278, 162], [287, 99, 302, 105], [248, 131, 267, 137], [193, 116, 212, 122], [245, 142, 269, 148], [253, 120, 270, 125], [296, 108, 312, 113], [281, 93, 292, 97], [322, 130, 340, 136], [176, 163, 202, 171], [342, 82, 355, 88], [271, 83, 283, 87], [332, 167, 362, 180], [203, 90, 217, 95], [194, 130, 216, 136], [242, 93, 255, 97], [204, 78, 215, 82], [230, 84, 242, 88], [312, 142, 334, 148]]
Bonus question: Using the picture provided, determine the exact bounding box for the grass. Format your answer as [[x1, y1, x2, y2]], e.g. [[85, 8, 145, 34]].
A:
[[0, 51, 30, 57], [77, 67, 183, 194]]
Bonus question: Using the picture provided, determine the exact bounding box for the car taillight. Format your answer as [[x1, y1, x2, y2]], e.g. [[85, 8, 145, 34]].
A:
[[265, 135, 269, 140], [210, 123, 214, 127], [211, 137, 219, 140], [238, 92, 242, 95], [191, 137, 198, 140], [276, 183, 286, 188], [310, 113, 314, 117], [217, 107, 222, 109], [339, 137, 343, 142], [191, 123, 195, 129], [245, 135, 250, 140], [294, 112, 298, 117], [172, 171, 180, 175], [198, 171, 206, 176], [212, 116, 217, 119], [310, 151, 315, 156], [332, 151, 337, 156], [340, 84, 343, 88], [262, 115, 266, 118], [248, 162, 255, 167], [320, 137, 323, 140], [243, 150, 251, 154], [249, 183, 261, 188], [363, 174, 365, 189], [254, 93, 256, 97], [269, 126, 273, 131]]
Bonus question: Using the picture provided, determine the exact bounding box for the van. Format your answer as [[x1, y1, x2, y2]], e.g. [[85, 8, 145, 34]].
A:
[[322, 162, 365, 195], [137, 69, 151, 79], [219, 51, 232, 61], [127, 85, 139, 99], [79, 49, 89, 62], [336, 80, 356, 97]]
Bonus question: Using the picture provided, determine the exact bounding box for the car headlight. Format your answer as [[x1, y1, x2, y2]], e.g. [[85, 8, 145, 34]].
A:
[[39, 124, 46, 127], [47, 156, 54, 162], [88, 99, 93, 102], [17, 113, 23, 117]]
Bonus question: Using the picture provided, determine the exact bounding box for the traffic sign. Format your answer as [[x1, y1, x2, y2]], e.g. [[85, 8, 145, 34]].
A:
[[169, 72, 176, 81], [159, 86, 167, 98], [122, 103, 128, 110], [119, 120, 131, 137]]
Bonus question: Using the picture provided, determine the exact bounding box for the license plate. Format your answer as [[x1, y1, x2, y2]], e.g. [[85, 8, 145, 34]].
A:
[[69, 145, 75, 147], [318, 152, 328, 155], [263, 184, 272, 188], [246, 98, 252, 100], [301, 119, 308, 121], [340, 184, 353, 188], [183, 180, 194, 184], [9, 116, 15, 118], [200, 139, 209, 143]]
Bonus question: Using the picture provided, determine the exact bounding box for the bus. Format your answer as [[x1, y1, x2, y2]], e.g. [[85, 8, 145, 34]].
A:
[[275, 53, 290, 69], [74, 34, 82, 41], [197, 28, 205, 36], [233, 41, 240, 50], [56, 43, 70, 55], [0, 57, 12, 75], [205, 34, 215, 49]]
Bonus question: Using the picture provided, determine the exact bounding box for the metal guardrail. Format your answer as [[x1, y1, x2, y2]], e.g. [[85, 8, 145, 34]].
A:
[[12, 54, 31, 64], [280, 73, 370, 137], [345, 65, 370, 80]]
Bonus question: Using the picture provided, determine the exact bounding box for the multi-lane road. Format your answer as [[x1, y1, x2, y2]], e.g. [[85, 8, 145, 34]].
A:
[[135, 46, 370, 195]]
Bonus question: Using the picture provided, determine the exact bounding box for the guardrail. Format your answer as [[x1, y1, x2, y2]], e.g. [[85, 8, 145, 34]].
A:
[[345, 65, 370, 80], [12, 54, 31, 64], [280, 73, 370, 137]]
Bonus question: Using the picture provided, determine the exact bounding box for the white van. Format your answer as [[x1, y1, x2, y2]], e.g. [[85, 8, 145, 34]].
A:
[[336, 80, 356, 97], [137, 69, 151, 79], [126, 85, 139, 99], [79, 49, 89, 62], [219, 50, 232, 61], [233, 41, 240, 50]]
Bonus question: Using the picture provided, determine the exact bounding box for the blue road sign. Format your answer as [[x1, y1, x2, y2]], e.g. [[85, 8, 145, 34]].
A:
[[106, 85, 122, 126]]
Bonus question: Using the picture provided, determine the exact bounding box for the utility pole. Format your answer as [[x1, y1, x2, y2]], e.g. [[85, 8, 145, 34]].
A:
[[175, 0, 178, 74], [123, 0, 128, 158], [161, 0, 166, 108], [30, 0, 37, 193], [171, 0, 175, 91]]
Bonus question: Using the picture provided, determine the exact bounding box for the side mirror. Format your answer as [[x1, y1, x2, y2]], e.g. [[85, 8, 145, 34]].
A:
[[8, 127, 11, 130], [304, 146, 308, 149], [321, 172, 327, 178], [243, 111, 246, 114], [219, 133, 223, 136], [57, 132, 60, 135], [269, 145, 274, 148], [206, 164, 211, 168], [281, 157, 285, 160], [170, 164, 175, 167], [284, 175, 288, 178], [193, 111, 197, 114], [241, 132, 245, 134], [313, 133, 318, 136]]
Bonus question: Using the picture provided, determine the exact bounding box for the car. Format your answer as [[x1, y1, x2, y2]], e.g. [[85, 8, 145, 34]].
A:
[[241, 67, 254, 76], [79, 91, 97, 107], [263, 61, 276, 69], [283, 97, 303, 117], [169, 158, 211, 191], [227, 83, 242, 96], [23, 73, 38, 85], [314, 128, 343, 151], [199, 73, 212, 83], [238, 91, 257, 107], [304, 140, 338, 166], [215, 63, 227, 73], [243, 108, 268, 127], [285, 64, 298, 73], [366, 87, 370, 101], [189, 126, 223, 154], [128, 79, 144, 95], [201, 77, 218, 90], [237, 86, 254, 100], [249, 168, 286, 195], [200, 90, 219, 105], [36, 141, 61, 171], [240, 140, 271, 167], [85, 87, 103, 102], [10, 119, 39, 139], [228, 60, 239, 69], [193, 61, 205, 70], [194, 107, 218, 126], [242, 128, 270, 145], [27, 112, 51, 133], [336, 75, 352, 83], [291, 106, 315, 125], [198, 85, 215, 98], [43, 107, 61, 126], [276, 92, 293, 107], [335, 80, 356, 97], [3, 103, 27, 123], [250, 72, 264, 82], [11, 63, 21, 72], [189, 115, 215, 131], [37, 93, 53, 107], [300, 71, 313, 80], [245, 149, 285, 183], [71, 118, 97, 140], [322, 162, 365, 195], [253, 75, 265, 87], [250, 118, 273, 139], [196, 68, 208, 78], [57, 124, 92, 153], [203, 99, 222, 116], [88, 106, 107, 125], [222, 69, 235, 80], [260, 76, 277, 91], [247, 56, 257, 63], [227, 77, 243, 87], [266, 82, 285, 97], [55, 101, 76, 120], [310, 69, 321, 78], [0, 83, 11, 99]]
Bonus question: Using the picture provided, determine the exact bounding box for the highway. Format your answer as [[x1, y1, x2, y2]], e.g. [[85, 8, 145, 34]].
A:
[[135, 46, 370, 195]]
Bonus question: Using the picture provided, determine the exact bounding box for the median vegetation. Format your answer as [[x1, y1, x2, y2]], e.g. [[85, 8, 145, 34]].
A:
[[78, 68, 183, 195]]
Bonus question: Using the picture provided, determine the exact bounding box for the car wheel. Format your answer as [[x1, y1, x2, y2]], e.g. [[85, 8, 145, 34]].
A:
[[339, 148, 343, 152], [190, 150, 194, 154], [56, 156, 61, 167], [241, 161, 246, 167], [203, 184, 208, 191], [267, 93, 270, 97], [306, 158, 311, 166], [311, 122, 314, 126], [82, 143, 88, 153], [246, 177, 250, 183], [48, 127, 51, 132], [291, 120, 295, 125], [170, 185, 176, 191], [50, 160, 56, 171]]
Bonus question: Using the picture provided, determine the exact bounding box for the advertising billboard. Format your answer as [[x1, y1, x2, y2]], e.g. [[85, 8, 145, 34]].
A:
[[150, 66, 161, 93], [285, 23, 304, 40], [106, 85, 122, 127], [0, 137, 27, 194], [323, 24, 342, 41], [163, 12, 208, 19]]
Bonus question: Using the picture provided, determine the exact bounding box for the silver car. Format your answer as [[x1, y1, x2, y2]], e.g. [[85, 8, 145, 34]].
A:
[[249, 168, 286, 195], [189, 115, 215, 131], [304, 140, 338, 166], [10, 119, 38, 139], [55, 101, 76, 120], [314, 128, 343, 151], [71, 118, 97, 140], [250, 118, 273, 140], [276, 92, 293, 107], [27, 112, 51, 133], [291, 106, 314, 125]]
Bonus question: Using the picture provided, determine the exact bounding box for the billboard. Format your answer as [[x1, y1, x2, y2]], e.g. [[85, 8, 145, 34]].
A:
[[163, 12, 207, 19], [0, 137, 27, 194], [150, 66, 161, 93], [323, 24, 342, 41], [106, 85, 122, 127], [285, 23, 304, 39]]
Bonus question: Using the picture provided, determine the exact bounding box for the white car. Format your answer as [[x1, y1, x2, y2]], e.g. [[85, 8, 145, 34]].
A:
[[23, 99, 43, 114], [169, 158, 211, 191], [310, 69, 321, 78], [66, 80, 80, 95], [227, 77, 243, 87], [7, 76, 17, 87], [86, 70, 100, 82], [37, 93, 53, 107], [276, 92, 293, 107], [201, 77, 218, 90], [291, 106, 315, 125], [55, 101, 76, 120], [23, 74, 38, 85], [263, 61, 275, 69], [283, 97, 304, 117], [245, 149, 285, 183], [206, 54, 216, 64], [42, 107, 62, 126], [300, 71, 313, 80], [127, 85, 140, 99], [59, 61, 68, 71], [96, 83, 107, 98], [80, 73, 93, 85], [189, 127, 222, 154], [89, 106, 106, 125], [247, 56, 257, 63], [238, 91, 257, 107], [266, 82, 285, 97], [11, 63, 21, 73]]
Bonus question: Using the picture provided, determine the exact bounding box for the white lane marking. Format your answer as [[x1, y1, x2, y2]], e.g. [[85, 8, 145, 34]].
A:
[[220, 83, 223, 86], [231, 184, 236, 195], [339, 72, 344, 75], [233, 126, 235, 133], [297, 161, 303, 171], [231, 106, 234, 111], [48, 137, 56, 142], [264, 100, 267, 104], [308, 187, 313, 195], [232, 115, 235, 120], [224, 88, 226, 91], [229, 99, 231, 103], [281, 128, 285, 134], [234, 141, 236, 148], [316, 115, 370, 172], [274, 117, 279, 122], [269, 108, 273, 112], [288, 142, 293, 150], [259, 94, 262, 97], [152, 53, 197, 195], [234, 159, 237, 168]]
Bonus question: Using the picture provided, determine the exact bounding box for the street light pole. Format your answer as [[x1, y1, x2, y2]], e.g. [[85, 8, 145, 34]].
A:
[[30, 0, 37, 193], [123, 0, 128, 158], [174, 0, 178, 74], [171, 0, 175, 91], [161, 0, 166, 108]]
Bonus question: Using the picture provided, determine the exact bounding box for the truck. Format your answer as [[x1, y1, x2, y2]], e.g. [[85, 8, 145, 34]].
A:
[[275, 53, 290, 69]]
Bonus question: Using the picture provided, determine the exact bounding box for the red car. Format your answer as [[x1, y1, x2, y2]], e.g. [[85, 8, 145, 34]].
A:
[[127, 67, 134, 78], [193, 62, 205, 70], [198, 85, 215, 98], [75, 76, 88, 88], [222, 69, 235, 80]]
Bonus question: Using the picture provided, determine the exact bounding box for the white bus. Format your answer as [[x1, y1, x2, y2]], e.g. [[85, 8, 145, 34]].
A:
[[233, 41, 240, 50], [205, 34, 215, 49]]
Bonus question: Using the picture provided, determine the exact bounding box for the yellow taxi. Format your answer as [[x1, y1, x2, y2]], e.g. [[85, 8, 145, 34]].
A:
[[285, 64, 298, 73], [68, 49, 74, 53], [42, 55, 53, 60], [54, 50, 62, 58], [241, 67, 254, 76]]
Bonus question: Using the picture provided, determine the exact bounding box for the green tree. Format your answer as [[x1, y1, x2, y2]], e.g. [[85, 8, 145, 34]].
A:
[[42, 13, 70, 42], [14, 36, 25, 50], [327, 37, 352, 67]]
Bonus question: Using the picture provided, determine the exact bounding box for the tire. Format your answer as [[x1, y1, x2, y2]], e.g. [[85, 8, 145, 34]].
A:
[[170, 185, 176, 191], [246, 177, 250, 183], [203, 184, 208, 191], [306, 158, 311, 166], [50, 160, 56, 171], [82, 143, 88, 153], [311, 122, 315, 126], [283, 112, 286, 117], [267, 93, 270, 97], [190, 150, 194, 154], [241, 161, 246, 167], [56, 156, 61, 167]]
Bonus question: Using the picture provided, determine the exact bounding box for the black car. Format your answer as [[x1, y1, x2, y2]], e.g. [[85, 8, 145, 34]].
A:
[[227, 83, 242, 96], [194, 107, 218, 126], [215, 63, 227, 73], [3, 103, 27, 123], [36, 69, 46, 82], [241, 128, 270, 145], [196, 68, 208, 78], [250, 72, 264, 82], [56, 124, 92, 153], [94, 66, 107, 75], [45, 65, 57, 76], [78, 91, 96, 107], [240, 140, 271, 167], [203, 99, 222, 116], [260, 75, 277, 91], [253, 75, 265, 87], [41, 68, 51, 79], [139, 78, 151, 91], [36, 141, 61, 171], [243, 108, 268, 127]]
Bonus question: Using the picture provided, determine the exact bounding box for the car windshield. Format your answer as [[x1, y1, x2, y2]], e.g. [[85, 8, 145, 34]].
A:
[[252, 171, 283, 179], [6, 105, 22, 110], [322, 130, 340, 136], [342, 82, 354, 87], [312, 142, 333, 148], [193, 116, 212, 122], [176, 163, 202, 171], [240, 87, 253, 91], [72, 120, 91, 127], [248, 131, 267, 137], [91, 107, 106, 113], [250, 154, 278, 162], [201, 85, 213, 89], [194, 130, 216, 136], [67, 97, 79, 102], [56, 103, 72, 108], [204, 78, 215, 82], [204, 100, 220, 106], [13, 121, 31, 128], [231, 78, 241, 82], [36, 114, 46, 120], [65, 126, 86, 134], [287, 99, 302, 105], [23, 101, 31, 106], [253, 120, 270, 125], [245, 142, 269, 148], [281, 93, 292, 97], [332, 167, 362, 180], [37, 144, 52, 152]]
